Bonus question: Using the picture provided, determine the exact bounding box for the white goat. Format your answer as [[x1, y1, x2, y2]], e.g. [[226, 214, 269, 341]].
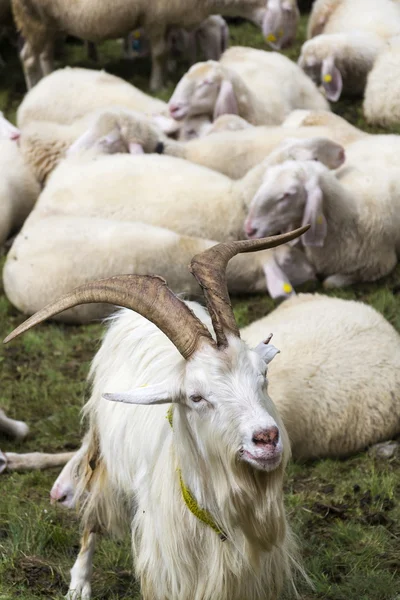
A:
[[4, 229, 309, 600], [12, 0, 266, 90], [25, 138, 344, 244], [168, 46, 329, 127], [298, 31, 386, 101], [4, 216, 314, 323], [363, 36, 400, 128], [245, 159, 400, 287], [307, 0, 400, 40]]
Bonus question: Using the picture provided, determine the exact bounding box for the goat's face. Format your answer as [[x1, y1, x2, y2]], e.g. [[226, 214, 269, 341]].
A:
[[245, 163, 306, 240], [181, 337, 287, 472], [168, 61, 224, 121]]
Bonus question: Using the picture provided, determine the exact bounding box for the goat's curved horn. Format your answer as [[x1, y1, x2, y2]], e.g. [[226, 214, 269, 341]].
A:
[[189, 225, 310, 347], [3, 275, 215, 360]]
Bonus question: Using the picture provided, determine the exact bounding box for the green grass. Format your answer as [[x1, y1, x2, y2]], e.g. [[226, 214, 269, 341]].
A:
[[1, 13, 400, 600]]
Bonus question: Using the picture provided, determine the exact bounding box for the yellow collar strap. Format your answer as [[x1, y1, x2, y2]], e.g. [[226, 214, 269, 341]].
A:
[[166, 406, 227, 541]]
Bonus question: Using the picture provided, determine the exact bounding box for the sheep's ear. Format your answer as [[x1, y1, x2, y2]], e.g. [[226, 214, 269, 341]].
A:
[[0, 112, 20, 141], [254, 338, 280, 364], [103, 382, 172, 405], [263, 257, 296, 299], [129, 142, 144, 154], [321, 56, 342, 102], [301, 178, 327, 247], [214, 79, 238, 120]]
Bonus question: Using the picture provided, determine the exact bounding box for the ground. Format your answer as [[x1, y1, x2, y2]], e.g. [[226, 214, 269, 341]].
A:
[[0, 13, 400, 600]]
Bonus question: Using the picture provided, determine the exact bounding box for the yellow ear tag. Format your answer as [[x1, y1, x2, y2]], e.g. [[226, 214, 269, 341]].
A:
[[133, 30, 141, 39], [317, 215, 324, 225], [283, 282, 293, 294], [323, 74, 332, 83], [266, 33, 277, 43]]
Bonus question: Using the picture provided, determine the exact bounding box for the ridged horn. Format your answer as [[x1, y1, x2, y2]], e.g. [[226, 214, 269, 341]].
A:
[[189, 225, 310, 347], [3, 275, 215, 359]]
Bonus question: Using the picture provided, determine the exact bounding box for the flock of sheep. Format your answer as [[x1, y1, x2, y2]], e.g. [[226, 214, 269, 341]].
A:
[[1, 0, 400, 598]]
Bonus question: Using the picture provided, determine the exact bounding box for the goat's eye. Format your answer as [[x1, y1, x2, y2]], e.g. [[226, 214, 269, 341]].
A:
[[190, 394, 204, 403]]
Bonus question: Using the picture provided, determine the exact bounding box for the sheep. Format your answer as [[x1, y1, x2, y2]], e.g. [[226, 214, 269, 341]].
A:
[[18, 288, 400, 500], [168, 46, 329, 127], [12, 0, 267, 91], [244, 159, 400, 287], [363, 36, 400, 128], [3, 216, 315, 323], [298, 31, 386, 101], [263, 0, 300, 50], [3, 228, 309, 600], [307, 0, 400, 41], [23, 138, 345, 246], [0, 409, 29, 441], [0, 136, 40, 245]]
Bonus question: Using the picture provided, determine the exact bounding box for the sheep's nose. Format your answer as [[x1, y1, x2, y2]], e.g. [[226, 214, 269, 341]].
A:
[[245, 222, 258, 238], [252, 426, 279, 447], [169, 103, 182, 116]]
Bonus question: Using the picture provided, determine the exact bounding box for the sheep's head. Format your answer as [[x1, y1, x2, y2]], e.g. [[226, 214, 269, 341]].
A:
[[298, 38, 343, 102], [3, 229, 309, 475], [169, 61, 238, 122], [245, 161, 327, 247], [263, 0, 300, 50]]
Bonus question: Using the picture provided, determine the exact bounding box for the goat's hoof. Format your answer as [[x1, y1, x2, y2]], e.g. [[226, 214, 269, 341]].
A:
[[65, 582, 91, 600], [0, 450, 8, 474]]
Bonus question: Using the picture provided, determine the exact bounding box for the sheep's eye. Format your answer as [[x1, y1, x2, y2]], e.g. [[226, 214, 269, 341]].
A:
[[190, 394, 204, 403]]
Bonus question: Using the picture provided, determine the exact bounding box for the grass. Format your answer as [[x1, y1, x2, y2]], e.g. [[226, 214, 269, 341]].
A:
[[1, 12, 400, 600]]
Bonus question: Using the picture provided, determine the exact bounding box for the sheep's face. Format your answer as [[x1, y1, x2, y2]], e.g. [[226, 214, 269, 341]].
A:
[[169, 61, 223, 120], [181, 337, 287, 473], [263, 1, 299, 50], [245, 165, 305, 239]]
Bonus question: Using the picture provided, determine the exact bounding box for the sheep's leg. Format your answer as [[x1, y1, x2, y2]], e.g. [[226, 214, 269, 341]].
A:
[[66, 531, 96, 600], [149, 31, 167, 92], [322, 273, 358, 289], [0, 409, 29, 440], [20, 39, 43, 89], [39, 39, 54, 76], [85, 41, 99, 63], [0, 450, 74, 474]]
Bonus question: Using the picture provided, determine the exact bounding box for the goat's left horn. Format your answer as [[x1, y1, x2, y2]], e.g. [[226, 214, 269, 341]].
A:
[[189, 225, 310, 347]]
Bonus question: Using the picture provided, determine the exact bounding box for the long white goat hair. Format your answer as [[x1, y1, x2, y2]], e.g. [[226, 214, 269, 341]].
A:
[[72, 303, 300, 600]]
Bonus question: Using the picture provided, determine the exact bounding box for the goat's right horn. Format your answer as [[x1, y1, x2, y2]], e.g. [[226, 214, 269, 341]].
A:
[[189, 225, 310, 347], [3, 275, 215, 360]]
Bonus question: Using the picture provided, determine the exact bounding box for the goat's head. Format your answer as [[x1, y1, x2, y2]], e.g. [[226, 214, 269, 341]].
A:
[[245, 161, 328, 247], [3, 227, 308, 475], [169, 61, 238, 122]]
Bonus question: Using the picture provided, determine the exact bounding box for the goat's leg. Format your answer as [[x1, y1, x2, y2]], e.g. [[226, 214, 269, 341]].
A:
[[0, 409, 29, 440], [149, 30, 167, 91], [20, 38, 43, 89], [0, 450, 74, 474], [39, 38, 54, 76], [66, 531, 96, 600]]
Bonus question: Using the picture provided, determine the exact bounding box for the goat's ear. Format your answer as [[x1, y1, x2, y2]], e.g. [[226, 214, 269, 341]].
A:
[[0, 112, 20, 141], [254, 339, 280, 364], [103, 382, 172, 405], [263, 257, 296, 299], [129, 142, 144, 154], [301, 177, 327, 247], [321, 56, 342, 102], [214, 79, 238, 120]]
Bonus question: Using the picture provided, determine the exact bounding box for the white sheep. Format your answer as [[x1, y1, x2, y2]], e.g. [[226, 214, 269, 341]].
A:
[[298, 31, 386, 101], [263, 0, 300, 50], [24, 138, 344, 245], [3, 229, 308, 600], [245, 158, 400, 287], [363, 36, 400, 128], [307, 0, 400, 40], [12, 0, 266, 90], [168, 46, 329, 127], [3, 216, 314, 323]]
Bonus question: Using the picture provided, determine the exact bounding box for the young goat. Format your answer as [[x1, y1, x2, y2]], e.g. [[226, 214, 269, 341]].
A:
[[4, 227, 309, 600]]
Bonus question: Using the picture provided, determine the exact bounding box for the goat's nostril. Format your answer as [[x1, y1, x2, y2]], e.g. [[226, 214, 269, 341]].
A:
[[252, 426, 279, 447]]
